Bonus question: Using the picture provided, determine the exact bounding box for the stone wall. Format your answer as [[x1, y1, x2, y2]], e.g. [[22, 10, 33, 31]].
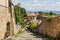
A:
[[0, 0, 16, 39], [38, 16, 60, 37], [0, 5, 10, 39], [32, 16, 60, 37]]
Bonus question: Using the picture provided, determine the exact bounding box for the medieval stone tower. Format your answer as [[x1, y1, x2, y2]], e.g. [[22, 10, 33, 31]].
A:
[[0, 0, 16, 39]]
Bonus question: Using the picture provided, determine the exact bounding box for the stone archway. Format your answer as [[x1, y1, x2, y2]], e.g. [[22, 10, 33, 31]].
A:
[[4, 22, 10, 39]]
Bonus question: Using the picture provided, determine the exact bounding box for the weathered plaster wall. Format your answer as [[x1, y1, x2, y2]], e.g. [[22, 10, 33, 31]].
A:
[[0, 0, 16, 39], [0, 5, 10, 39]]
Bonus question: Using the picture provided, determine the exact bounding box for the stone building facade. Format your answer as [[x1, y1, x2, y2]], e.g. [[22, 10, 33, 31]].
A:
[[0, 0, 16, 39], [26, 12, 38, 20]]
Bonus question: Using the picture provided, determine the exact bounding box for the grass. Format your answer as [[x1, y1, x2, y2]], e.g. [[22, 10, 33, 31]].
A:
[[30, 23, 37, 29], [47, 17, 52, 22]]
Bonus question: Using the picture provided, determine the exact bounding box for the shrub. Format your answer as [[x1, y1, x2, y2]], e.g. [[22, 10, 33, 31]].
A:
[[37, 15, 41, 20], [47, 17, 52, 22], [6, 38, 14, 40], [44, 33, 50, 38], [50, 11, 53, 15], [30, 23, 37, 29], [50, 11, 56, 15], [45, 12, 50, 16], [45, 12, 56, 16], [56, 32, 60, 40]]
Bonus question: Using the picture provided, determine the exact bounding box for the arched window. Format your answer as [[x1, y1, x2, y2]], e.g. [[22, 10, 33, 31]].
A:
[[7, 22, 10, 31]]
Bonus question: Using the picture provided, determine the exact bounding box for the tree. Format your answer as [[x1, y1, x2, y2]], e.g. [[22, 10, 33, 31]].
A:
[[20, 8, 26, 17], [45, 12, 49, 16], [38, 11, 42, 13], [50, 11, 56, 15], [14, 4, 26, 28], [45, 11, 56, 16], [37, 14, 41, 20], [37, 11, 43, 20], [50, 11, 53, 15]]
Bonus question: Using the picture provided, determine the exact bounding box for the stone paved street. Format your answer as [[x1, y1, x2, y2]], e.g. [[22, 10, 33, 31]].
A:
[[4, 29, 49, 40]]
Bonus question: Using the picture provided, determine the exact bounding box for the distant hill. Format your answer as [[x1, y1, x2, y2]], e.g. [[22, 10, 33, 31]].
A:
[[27, 11, 60, 14], [52, 11, 60, 16], [56, 14, 60, 16], [53, 11, 60, 14]]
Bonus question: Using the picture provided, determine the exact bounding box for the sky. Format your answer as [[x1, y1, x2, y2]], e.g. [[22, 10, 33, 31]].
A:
[[13, 0, 60, 11]]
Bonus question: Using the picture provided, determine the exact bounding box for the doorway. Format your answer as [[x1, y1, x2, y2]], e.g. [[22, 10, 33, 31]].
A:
[[4, 22, 10, 39]]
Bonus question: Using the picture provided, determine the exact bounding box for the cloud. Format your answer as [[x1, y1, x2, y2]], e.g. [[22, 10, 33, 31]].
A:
[[33, 0, 38, 3], [56, 2, 60, 4], [13, 0, 19, 5], [13, 0, 60, 11]]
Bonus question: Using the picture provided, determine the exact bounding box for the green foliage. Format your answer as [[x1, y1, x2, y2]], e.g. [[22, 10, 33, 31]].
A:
[[45, 11, 56, 16], [30, 23, 37, 29], [37, 15, 41, 20], [45, 12, 50, 16], [44, 33, 50, 38], [50, 11, 56, 15], [6, 38, 14, 40], [14, 5, 26, 28], [38, 11, 42, 13], [56, 32, 60, 40], [50, 11, 53, 15], [37, 12, 43, 20], [47, 17, 52, 22]]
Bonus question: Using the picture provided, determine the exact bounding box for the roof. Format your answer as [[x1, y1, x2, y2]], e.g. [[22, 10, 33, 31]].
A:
[[27, 13, 38, 17]]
